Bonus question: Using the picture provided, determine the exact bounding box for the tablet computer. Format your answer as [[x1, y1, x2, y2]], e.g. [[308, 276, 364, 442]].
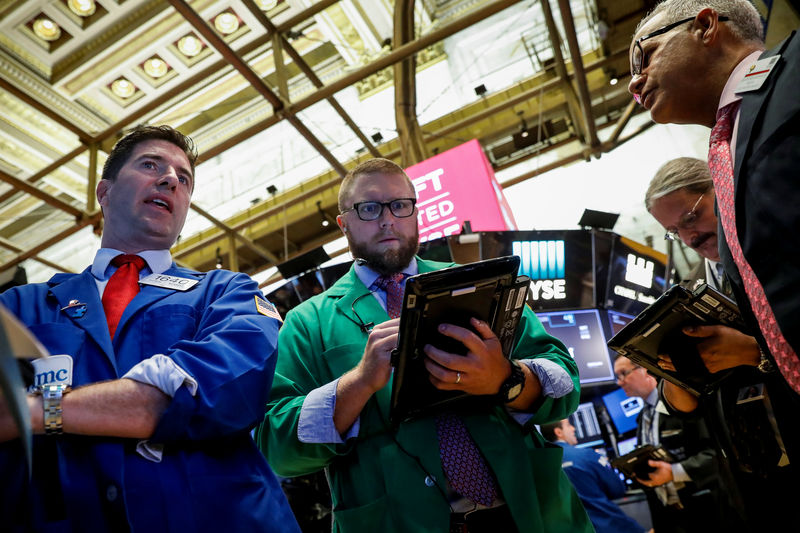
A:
[[611, 444, 676, 479], [607, 283, 747, 396], [389, 256, 529, 425]]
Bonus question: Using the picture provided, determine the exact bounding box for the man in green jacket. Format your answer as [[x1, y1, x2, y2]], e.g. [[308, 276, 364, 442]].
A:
[[257, 158, 592, 532]]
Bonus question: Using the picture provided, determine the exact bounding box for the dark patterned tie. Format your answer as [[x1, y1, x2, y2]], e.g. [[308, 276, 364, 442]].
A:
[[708, 101, 800, 394], [375, 274, 499, 505], [374, 274, 405, 318], [102, 254, 146, 339]]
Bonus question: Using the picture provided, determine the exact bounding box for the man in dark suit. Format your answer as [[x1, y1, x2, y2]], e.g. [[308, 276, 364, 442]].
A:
[[612, 356, 722, 533], [644, 157, 796, 530], [628, 0, 800, 394]]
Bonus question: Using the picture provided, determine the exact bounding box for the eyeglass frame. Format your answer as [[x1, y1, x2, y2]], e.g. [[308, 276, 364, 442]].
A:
[[614, 366, 642, 382], [664, 192, 706, 241], [630, 15, 729, 76], [341, 197, 417, 221]]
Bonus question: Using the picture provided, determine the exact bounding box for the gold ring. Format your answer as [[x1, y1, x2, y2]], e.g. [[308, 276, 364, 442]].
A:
[[455, 372, 461, 384]]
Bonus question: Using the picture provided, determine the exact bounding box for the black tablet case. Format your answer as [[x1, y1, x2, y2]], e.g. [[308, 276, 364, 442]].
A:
[[389, 256, 528, 424], [607, 283, 747, 396], [611, 444, 676, 479]]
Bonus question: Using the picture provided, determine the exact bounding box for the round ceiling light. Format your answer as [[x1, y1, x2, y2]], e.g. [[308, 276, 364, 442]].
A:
[[143, 57, 168, 78], [214, 12, 239, 35], [254, 0, 279, 10], [33, 18, 61, 41], [177, 34, 203, 57], [111, 78, 136, 98], [68, 0, 96, 17]]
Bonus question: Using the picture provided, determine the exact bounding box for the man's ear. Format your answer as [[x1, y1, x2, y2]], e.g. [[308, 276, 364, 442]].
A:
[[96, 179, 111, 208], [337, 214, 347, 234], [695, 7, 722, 45]]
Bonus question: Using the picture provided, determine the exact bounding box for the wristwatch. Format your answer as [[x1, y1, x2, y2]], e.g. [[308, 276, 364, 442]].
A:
[[497, 360, 526, 403], [41, 383, 69, 435]]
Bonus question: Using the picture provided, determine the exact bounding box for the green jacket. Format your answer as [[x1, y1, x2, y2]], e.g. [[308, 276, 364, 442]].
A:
[[258, 259, 592, 533]]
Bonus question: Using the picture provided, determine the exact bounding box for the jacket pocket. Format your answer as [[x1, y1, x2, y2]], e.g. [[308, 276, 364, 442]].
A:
[[141, 304, 197, 354], [321, 343, 366, 380], [332, 495, 389, 533]]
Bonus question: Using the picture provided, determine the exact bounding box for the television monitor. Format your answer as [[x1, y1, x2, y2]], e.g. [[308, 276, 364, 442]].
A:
[[617, 435, 638, 456], [601, 387, 644, 436], [605, 234, 667, 316], [480, 230, 596, 311], [569, 402, 605, 448], [607, 310, 635, 336], [535, 309, 615, 384]]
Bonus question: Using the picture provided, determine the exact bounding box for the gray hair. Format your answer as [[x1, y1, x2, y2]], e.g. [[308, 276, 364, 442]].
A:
[[645, 157, 713, 211], [636, 0, 764, 45]]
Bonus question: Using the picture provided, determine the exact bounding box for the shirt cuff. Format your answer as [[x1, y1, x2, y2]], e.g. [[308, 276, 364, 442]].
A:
[[506, 358, 574, 425], [522, 358, 574, 398], [672, 462, 692, 483], [122, 354, 198, 397], [298, 378, 360, 444]]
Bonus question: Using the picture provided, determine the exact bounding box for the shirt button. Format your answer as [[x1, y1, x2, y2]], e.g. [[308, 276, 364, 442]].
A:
[[106, 485, 118, 502]]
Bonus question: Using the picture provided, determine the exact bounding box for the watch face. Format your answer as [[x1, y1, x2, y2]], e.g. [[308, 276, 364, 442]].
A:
[[508, 384, 522, 400]]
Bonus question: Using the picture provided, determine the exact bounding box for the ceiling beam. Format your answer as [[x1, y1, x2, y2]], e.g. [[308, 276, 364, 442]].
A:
[[0, 145, 87, 206], [168, 0, 348, 176], [557, 0, 601, 150], [0, 218, 97, 272], [0, 168, 88, 221], [241, 0, 381, 158], [190, 202, 281, 264], [0, 236, 73, 273]]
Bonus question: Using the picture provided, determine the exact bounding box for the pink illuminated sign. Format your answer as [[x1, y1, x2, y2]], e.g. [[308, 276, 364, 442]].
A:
[[405, 139, 517, 242]]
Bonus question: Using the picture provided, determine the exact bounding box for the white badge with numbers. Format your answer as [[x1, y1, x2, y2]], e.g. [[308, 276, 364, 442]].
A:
[[736, 55, 780, 93], [139, 273, 199, 291], [28, 354, 73, 393]]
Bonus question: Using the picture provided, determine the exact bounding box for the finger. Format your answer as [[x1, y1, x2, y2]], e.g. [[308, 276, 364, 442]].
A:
[[681, 324, 716, 338], [657, 355, 676, 372], [424, 357, 461, 389], [470, 318, 495, 340], [423, 343, 461, 370], [438, 322, 494, 356]]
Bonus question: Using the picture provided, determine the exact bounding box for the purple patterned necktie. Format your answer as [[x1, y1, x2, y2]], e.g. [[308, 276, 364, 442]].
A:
[[376, 274, 499, 505], [708, 101, 800, 393]]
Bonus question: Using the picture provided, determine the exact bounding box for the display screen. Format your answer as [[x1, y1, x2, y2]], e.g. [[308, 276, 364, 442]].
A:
[[607, 310, 635, 336], [617, 436, 638, 456], [601, 387, 644, 436], [482, 230, 595, 311], [569, 402, 605, 448], [605, 235, 667, 315], [536, 309, 615, 384]]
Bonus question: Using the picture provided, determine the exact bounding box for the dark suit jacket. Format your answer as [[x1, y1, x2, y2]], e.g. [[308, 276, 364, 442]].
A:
[[721, 29, 800, 365]]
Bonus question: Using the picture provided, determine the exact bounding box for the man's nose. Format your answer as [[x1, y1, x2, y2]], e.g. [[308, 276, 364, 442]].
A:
[[628, 73, 644, 102], [158, 169, 179, 189]]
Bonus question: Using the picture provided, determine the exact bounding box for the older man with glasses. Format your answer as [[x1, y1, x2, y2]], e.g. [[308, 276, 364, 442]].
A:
[[644, 157, 798, 530], [611, 356, 722, 533], [258, 158, 593, 532], [628, 0, 800, 402]]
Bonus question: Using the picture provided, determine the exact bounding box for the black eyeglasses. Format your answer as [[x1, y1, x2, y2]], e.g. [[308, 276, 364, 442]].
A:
[[615, 366, 640, 382], [342, 198, 416, 221], [631, 16, 729, 76], [664, 193, 705, 241]]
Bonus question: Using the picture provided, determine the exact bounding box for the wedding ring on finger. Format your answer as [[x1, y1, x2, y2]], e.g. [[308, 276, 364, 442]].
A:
[[455, 372, 462, 384]]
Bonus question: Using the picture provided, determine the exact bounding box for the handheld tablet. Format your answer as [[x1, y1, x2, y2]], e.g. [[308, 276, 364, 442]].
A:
[[611, 444, 676, 479], [389, 256, 528, 424], [607, 283, 746, 396]]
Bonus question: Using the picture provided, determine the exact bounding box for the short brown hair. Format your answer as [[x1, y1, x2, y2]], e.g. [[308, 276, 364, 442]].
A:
[[102, 125, 198, 183], [338, 158, 414, 213]]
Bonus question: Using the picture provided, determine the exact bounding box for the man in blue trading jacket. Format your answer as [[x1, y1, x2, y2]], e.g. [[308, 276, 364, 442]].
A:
[[0, 125, 299, 533], [542, 419, 651, 533]]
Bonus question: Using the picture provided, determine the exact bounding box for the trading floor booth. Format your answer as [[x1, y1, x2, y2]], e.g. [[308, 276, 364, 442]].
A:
[[265, 229, 667, 529]]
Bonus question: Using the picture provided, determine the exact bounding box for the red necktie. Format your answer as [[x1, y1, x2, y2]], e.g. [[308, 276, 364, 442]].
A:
[[709, 101, 800, 393], [376, 274, 500, 505], [102, 254, 146, 339]]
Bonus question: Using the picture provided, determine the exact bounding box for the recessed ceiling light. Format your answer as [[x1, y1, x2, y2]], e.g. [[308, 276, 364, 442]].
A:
[[255, 0, 279, 10], [111, 78, 136, 98], [143, 57, 168, 78], [33, 18, 61, 41], [68, 0, 96, 17], [214, 12, 239, 35], [177, 34, 203, 57]]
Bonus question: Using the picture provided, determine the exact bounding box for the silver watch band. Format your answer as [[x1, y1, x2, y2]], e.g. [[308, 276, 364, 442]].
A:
[[42, 384, 68, 435]]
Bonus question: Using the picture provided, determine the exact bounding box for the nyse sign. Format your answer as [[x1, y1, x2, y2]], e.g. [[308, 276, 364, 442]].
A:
[[413, 168, 460, 242], [614, 253, 657, 304], [514, 240, 567, 300]]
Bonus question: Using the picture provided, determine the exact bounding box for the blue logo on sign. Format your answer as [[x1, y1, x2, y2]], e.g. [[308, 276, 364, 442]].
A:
[[513, 240, 565, 280]]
